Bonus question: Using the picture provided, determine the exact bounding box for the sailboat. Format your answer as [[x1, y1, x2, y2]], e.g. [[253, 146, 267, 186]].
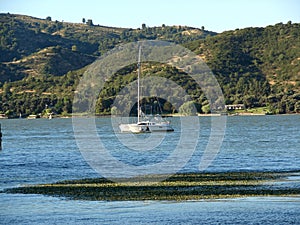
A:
[[119, 46, 174, 133]]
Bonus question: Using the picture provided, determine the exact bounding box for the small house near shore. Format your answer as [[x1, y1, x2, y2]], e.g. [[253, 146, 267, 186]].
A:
[[225, 104, 245, 110]]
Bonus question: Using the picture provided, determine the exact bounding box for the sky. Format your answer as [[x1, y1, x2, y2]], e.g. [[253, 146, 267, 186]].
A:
[[1, 0, 299, 32]]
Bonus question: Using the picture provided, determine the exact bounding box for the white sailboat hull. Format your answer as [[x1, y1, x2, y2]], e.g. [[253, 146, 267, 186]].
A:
[[119, 122, 174, 133]]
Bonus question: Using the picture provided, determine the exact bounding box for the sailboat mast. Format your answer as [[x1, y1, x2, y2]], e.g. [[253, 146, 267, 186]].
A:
[[137, 46, 141, 123]]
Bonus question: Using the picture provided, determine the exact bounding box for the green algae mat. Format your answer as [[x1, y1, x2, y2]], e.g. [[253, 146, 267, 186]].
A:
[[4, 171, 300, 201]]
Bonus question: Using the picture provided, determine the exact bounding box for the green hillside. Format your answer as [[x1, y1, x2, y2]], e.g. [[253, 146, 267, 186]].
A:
[[185, 22, 300, 113], [0, 13, 299, 117]]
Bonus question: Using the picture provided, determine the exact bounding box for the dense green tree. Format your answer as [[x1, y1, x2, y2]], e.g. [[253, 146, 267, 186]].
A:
[[179, 101, 197, 116], [201, 104, 210, 114], [2, 82, 11, 96]]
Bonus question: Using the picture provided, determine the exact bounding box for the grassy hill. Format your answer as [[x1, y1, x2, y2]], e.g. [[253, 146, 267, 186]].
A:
[[0, 13, 299, 117]]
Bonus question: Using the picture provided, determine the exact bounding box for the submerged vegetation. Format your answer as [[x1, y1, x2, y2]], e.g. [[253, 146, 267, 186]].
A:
[[1, 14, 300, 117], [4, 171, 300, 201]]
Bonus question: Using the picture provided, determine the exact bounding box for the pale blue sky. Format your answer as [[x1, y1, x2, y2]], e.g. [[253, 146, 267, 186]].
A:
[[1, 0, 299, 32]]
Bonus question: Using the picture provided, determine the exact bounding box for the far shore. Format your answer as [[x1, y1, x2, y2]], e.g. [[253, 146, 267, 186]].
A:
[[2, 111, 300, 120]]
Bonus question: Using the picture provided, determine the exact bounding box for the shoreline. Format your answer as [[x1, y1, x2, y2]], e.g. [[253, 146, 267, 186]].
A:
[[2, 112, 300, 120], [4, 171, 300, 201]]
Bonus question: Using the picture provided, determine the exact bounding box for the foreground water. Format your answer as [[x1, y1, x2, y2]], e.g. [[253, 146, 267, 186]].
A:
[[1, 115, 300, 224]]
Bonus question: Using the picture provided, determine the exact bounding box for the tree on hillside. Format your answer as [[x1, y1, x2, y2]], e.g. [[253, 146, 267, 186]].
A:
[[82, 18, 86, 24], [178, 101, 197, 116], [71, 45, 77, 52], [2, 81, 11, 97]]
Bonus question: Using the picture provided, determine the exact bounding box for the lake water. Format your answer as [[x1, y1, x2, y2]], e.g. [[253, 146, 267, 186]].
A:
[[1, 115, 300, 224]]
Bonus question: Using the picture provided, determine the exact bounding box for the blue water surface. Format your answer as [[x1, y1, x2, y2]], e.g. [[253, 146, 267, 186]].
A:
[[1, 115, 300, 224]]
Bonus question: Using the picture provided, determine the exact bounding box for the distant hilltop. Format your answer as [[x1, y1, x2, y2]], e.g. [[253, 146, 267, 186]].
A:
[[0, 13, 299, 117]]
